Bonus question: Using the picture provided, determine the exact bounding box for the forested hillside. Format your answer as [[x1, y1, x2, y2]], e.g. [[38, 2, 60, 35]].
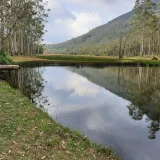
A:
[[46, 11, 132, 52], [46, 11, 133, 53], [46, 0, 160, 58]]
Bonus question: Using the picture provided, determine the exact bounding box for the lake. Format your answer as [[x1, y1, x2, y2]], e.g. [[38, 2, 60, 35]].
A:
[[19, 66, 160, 160]]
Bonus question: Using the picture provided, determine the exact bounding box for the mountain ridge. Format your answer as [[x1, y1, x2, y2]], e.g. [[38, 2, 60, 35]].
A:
[[46, 11, 133, 53], [46, 0, 160, 53]]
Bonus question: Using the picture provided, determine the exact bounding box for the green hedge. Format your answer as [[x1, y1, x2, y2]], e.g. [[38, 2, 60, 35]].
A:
[[0, 50, 13, 65]]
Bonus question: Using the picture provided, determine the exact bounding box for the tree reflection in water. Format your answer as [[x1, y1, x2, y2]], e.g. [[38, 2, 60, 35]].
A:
[[69, 66, 160, 139], [122, 67, 160, 139], [19, 66, 160, 140], [0, 70, 19, 87], [19, 67, 48, 111]]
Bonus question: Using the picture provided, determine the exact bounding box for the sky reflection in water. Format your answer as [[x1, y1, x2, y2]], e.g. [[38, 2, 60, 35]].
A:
[[20, 67, 160, 160]]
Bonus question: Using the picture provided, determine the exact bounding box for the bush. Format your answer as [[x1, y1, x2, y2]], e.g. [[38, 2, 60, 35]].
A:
[[0, 50, 13, 65]]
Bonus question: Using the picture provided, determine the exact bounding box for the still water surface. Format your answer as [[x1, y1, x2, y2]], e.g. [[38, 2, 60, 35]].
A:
[[20, 66, 160, 160]]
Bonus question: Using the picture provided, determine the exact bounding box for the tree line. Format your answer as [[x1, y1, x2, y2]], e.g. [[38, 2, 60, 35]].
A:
[[72, 0, 160, 58], [0, 0, 49, 56]]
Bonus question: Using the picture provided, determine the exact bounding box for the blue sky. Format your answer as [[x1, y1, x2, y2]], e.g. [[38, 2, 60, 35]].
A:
[[44, 0, 135, 44]]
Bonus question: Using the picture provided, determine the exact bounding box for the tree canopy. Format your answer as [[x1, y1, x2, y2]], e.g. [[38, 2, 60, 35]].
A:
[[0, 0, 49, 56]]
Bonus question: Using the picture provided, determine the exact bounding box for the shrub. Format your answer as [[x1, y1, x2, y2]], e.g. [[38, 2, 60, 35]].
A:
[[0, 50, 13, 65]]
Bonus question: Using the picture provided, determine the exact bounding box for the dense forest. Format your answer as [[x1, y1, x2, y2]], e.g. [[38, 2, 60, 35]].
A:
[[47, 0, 160, 58], [0, 0, 49, 56]]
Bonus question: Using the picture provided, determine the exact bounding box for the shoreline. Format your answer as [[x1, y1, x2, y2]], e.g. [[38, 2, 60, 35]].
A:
[[0, 81, 120, 160], [12, 55, 160, 67], [2, 54, 159, 159]]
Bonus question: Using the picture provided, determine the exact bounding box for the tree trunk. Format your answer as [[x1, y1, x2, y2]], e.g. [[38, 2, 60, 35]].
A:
[[37, 42, 40, 55], [20, 30, 23, 55], [0, 0, 4, 49], [148, 36, 151, 57], [28, 42, 30, 55], [119, 34, 123, 59], [141, 35, 144, 57], [13, 30, 18, 55], [157, 30, 160, 57]]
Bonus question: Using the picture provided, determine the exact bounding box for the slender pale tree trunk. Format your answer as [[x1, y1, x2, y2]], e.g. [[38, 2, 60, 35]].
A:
[[157, 30, 160, 57], [152, 35, 154, 57], [0, 0, 5, 49], [28, 42, 30, 55], [14, 30, 18, 55], [7, 37, 10, 53], [119, 34, 123, 58], [20, 30, 23, 55], [141, 35, 144, 57], [37, 42, 40, 55], [148, 36, 151, 57]]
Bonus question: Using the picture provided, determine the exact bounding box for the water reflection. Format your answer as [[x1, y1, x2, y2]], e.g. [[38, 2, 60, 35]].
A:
[[19, 67, 48, 110], [19, 66, 160, 160], [124, 68, 160, 139], [69, 67, 160, 140], [0, 70, 19, 87]]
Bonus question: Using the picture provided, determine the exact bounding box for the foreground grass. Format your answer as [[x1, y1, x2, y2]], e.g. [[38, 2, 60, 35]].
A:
[[12, 54, 160, 66], [0, 81, 120, 160]]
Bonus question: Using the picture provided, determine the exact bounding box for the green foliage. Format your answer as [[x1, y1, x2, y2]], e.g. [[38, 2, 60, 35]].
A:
[[34, 44, 44, 54], [0, 0, 48, 56], [45, 11, 133, 53], [0, 50, 13, 65], [45, 0, 160, 58]]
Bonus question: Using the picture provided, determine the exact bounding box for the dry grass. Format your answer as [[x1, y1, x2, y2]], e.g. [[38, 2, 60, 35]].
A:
[[11, 55, 160, 67], [11, 56, 50, 63]]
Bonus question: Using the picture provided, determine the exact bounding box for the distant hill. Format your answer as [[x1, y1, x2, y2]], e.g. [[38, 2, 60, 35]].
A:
[[45, 11, 133, 53], [46, 0, 160, 53]]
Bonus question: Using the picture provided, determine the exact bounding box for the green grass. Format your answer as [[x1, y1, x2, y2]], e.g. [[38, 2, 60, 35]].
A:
[[35, 55, 160, 66], [37, 55, 115, 62], [0, 81, 120, 160], [11, 55, 160, 67]]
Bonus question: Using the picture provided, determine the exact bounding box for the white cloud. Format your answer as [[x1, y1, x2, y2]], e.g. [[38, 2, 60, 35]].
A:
[[43, 0, 135, 43], [50, 72, 100, 97], [67, 12, 102, 38], [44, 11, 102, 43]]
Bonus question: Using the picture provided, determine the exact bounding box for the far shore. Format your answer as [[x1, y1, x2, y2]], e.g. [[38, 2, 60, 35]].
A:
[[11, 54, 160, 67]]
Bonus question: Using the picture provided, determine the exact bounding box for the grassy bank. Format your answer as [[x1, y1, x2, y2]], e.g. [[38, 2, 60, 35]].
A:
[[0, 81, 120, 160], [10, 55, 160, 66], [11, 54, 160, 67]]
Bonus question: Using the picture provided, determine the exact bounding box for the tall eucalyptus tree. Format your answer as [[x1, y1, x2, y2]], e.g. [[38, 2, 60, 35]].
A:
[[0, 0, 49, 56]]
